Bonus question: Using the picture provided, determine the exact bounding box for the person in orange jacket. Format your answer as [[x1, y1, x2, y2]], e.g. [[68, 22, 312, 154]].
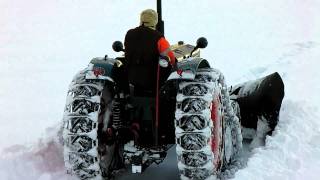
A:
[[124, 9, 175, 95]]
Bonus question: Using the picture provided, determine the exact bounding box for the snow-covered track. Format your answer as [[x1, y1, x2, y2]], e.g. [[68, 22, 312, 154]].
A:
[[175, 68, 242, 180], [62, 70, 105, 180]]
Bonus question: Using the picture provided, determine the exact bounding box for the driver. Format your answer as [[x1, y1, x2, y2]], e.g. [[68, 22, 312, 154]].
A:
[[124, 9, 175, 96]]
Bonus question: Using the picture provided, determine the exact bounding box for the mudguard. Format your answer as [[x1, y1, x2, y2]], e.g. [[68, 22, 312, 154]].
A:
[[167, 57, 210, 81], [85, 57, 123, 82], [230, 72, 285, 132]]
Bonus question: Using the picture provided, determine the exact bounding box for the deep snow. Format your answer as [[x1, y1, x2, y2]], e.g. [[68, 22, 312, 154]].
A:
[[1, 0, 320, 180]]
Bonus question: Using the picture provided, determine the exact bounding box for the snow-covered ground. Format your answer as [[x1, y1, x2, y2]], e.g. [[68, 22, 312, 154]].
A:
[[1, 0, 320, 179]]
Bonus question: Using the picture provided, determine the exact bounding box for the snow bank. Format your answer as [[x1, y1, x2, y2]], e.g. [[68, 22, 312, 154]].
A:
[[234, 43, 320, 180], [0, 126, 74, 180]]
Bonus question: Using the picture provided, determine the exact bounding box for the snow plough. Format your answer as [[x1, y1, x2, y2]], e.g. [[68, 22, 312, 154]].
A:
[[61, 1, 284, 180]]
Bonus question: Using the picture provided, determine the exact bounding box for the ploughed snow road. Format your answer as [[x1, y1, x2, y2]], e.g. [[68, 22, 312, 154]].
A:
[[116, 146, 180, 180], [115, 140, 252, 180]]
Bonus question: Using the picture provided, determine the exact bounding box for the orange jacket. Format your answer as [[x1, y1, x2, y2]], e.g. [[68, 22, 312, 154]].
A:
[[157, 37, 176, 65]]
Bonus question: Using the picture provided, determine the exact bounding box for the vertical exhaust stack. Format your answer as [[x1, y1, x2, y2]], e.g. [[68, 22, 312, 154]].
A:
[[157, 0, 164, 35], [155, 0, 164, 147]]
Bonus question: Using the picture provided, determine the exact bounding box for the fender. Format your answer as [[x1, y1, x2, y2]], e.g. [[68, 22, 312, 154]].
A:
[[167, 57, 210, 81], [85, 57, 123, 83]]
